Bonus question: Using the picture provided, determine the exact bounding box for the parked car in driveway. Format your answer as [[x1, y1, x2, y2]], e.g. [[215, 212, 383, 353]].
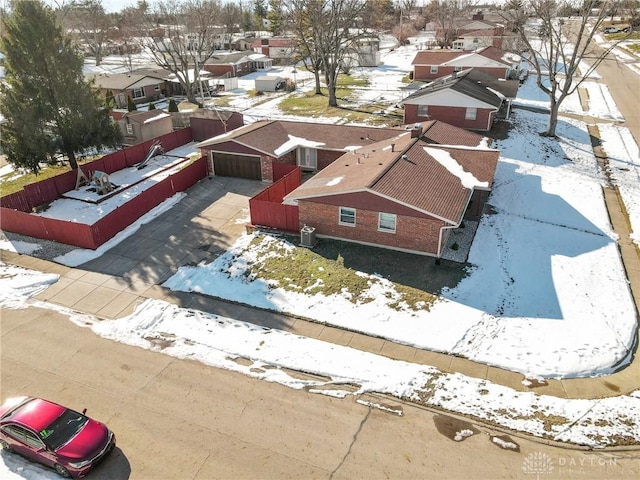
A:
[[603, 25, 630, 33], [0, 396, 115, 478]]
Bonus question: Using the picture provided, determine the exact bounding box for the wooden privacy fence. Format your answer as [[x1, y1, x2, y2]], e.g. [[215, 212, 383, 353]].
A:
[[0, 157, 207, 250], [0, 129, 205, 250], [249, 167, 301, 232], [0, 128, 193, 212]]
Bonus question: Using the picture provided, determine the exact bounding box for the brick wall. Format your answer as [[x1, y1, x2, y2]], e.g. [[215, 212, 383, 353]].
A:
[[403, 104, 494, 131], [299, 200, 445, 255], [414, 65, 508, 81]]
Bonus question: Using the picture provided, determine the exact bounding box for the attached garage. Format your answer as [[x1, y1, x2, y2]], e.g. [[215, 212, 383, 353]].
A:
[[212, 152, 262, 180]]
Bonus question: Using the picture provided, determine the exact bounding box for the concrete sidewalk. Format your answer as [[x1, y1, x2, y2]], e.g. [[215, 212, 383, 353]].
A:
[[1, 244, 637, 400]]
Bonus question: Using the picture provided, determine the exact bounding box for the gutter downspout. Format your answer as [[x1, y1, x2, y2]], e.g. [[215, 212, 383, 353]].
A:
[[437, 223, 459, 258], [487, 105, 500, 131], [437, 188, 476, 258]]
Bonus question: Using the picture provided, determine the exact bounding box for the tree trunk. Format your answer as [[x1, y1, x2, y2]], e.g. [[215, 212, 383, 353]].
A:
[[68, 150, 79, 170], [328, 84, 337, 107], [545, 100, 560, 137], [314, 70, 321, 95]]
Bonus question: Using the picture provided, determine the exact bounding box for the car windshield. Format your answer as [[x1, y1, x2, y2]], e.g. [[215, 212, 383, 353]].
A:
[[38, 409, 88, 450]]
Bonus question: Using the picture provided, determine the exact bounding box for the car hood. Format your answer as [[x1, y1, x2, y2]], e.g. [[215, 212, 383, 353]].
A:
[[55, 419, 109, 460]]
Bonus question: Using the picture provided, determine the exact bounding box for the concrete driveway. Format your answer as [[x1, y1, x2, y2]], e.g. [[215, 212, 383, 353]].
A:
[[79, 175, 266, 286]]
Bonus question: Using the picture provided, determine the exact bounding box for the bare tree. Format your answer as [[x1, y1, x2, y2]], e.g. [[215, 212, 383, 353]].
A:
[[289, 0, 369, 107], [423, 0, 475, 48], [139, 0, 222, 105], [62, 0, 114, 66], [113, 3, 148, 72], [502, 0, 629, 136], [289, 0, 324, 94], [219, 1, 243, 50]]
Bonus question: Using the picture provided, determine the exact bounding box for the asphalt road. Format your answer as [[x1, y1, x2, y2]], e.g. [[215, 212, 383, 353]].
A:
[[2, 305, 639, 480], [592, 49, 640, 142]]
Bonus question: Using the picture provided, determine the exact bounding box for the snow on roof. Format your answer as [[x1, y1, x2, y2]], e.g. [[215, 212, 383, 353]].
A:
[[274, 135, 325, 156], [143, 112, 171, 124], [424, 146, 488, 189]]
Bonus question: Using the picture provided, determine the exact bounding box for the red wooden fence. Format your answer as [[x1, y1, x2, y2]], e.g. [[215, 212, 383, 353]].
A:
[[249, 167, 301, 232], [0, 128, 194, 213], [0, 129, 203, 250]]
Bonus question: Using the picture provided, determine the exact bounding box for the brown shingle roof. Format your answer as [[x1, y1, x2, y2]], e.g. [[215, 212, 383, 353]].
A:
[[196, 120, 404, 156], [412, 51, 465, 65], [421, 118, 489, 147], [285, 129, 499, 224]]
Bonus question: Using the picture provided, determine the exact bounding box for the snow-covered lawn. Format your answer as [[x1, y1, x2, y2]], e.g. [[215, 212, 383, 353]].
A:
[[162, 108, 636, 380]]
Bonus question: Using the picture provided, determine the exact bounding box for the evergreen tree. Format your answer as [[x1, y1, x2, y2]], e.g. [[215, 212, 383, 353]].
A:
[[168, 98, 179, 112], [267, 0, 285, 35], [127, 96, 137, 111], [105, 89, 116, 109], [148, 102, 156, 110], [0, 0, 121, 173]]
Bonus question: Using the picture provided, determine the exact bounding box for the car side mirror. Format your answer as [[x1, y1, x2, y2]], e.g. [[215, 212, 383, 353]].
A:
[[82, 408, 87, 415]]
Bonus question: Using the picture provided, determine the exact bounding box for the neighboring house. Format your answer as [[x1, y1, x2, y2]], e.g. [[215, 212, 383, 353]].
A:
[[196, 119, 487, 182], [91, 71, 172, 108], [118, 110, 173, 146], [282, 123, 499, 257], [427, 10, 509, 48], [252, 37, 296, 64], [401, 68, 519, 130], [345, 35, 381, 68], [203, 52, 272, 78], [453, 29, 503, 50], [411, 46, 520, 81], [190, 110, 244, 141]]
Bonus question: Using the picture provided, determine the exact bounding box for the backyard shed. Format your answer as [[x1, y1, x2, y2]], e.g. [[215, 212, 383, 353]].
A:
[[255, 76, 285, 92]]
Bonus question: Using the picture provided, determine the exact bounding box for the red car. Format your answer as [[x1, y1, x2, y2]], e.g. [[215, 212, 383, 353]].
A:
[[0, 396, 115, 478]]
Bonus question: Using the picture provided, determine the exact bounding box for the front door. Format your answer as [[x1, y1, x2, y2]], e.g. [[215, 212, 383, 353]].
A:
[[297, 148, 317, 170]]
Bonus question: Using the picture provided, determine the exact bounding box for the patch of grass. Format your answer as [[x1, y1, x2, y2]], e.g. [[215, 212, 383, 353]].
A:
[[244, 235, 438, 311], [0, 157, 95, 196], [533, 411, 569, 432], [336, 73, 369, 87], [623, 43, 640, 54], [279, 89, 401, 126], [204, 95, 234, 108], [608, 31, 640, 40]]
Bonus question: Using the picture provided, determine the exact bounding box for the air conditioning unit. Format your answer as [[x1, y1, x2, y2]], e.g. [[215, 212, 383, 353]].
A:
[[300, 225, 317, 248]]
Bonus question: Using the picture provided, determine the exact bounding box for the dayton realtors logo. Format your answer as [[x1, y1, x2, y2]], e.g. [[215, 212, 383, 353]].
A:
[[522, 452, 554, 479]]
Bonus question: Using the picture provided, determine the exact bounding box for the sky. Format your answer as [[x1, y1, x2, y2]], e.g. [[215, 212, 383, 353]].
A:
[[1, 32, 640, 478]]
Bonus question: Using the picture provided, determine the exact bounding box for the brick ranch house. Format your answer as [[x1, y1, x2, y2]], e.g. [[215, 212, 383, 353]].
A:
[[282, 124, 499, 257], [401, 68, 520, 131], [90, 69, 174, 108], [411, 46, 521, 82], [196, 121, 403, 182], [195, 119, 490, 183]]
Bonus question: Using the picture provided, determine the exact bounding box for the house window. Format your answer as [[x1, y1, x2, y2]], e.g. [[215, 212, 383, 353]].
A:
[[430, 65, 438, 74], [339, 207, 356, 226], [154, 83, 161, 91], [465, 107, 477, 120], [454, 66, 463, 72], [378, 213, 396, 233], [417, 105, 429, 117], [132, 87, 144, 99], [125, 123, 133, 135]]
